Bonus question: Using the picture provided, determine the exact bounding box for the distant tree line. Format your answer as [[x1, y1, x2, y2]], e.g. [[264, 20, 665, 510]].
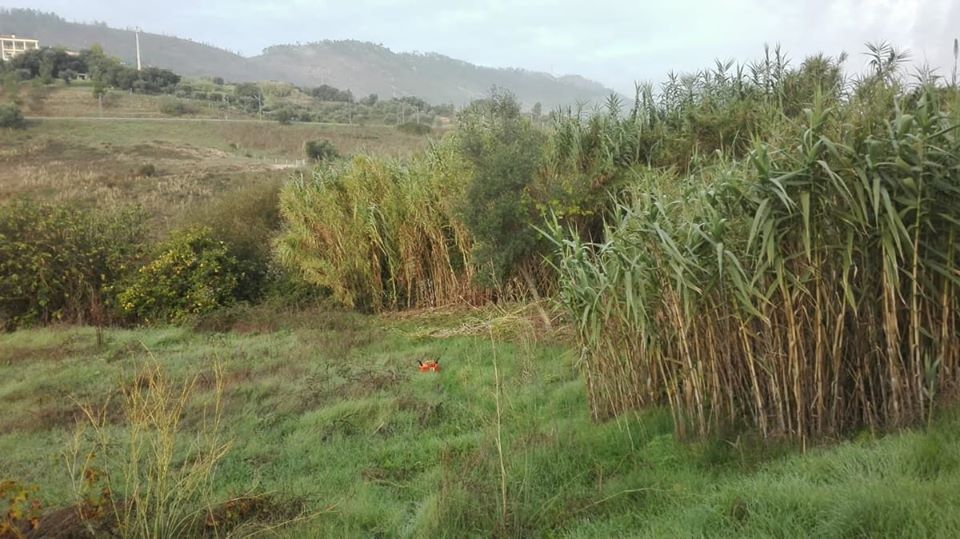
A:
[[0, 45, 180, 93], [0, 44, 456, 125]]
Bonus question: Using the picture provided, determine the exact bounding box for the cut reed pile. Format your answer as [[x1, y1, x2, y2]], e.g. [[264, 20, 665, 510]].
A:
[[548, 86, 960, 440]]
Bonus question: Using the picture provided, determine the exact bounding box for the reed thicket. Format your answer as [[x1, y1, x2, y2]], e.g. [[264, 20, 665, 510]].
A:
[[275, 144, 487, 311], [278, 43, 960, 439], [548, 58, 960, 439]]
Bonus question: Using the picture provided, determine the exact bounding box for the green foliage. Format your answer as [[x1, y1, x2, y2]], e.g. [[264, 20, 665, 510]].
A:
[[308, 84, 353, 102], [273, 107, 297, 125], [5, 316, 960, 537], [303, 139, 339, 162], [233, 83, 262, 100], [59, 68, 77, 84], [181, 181, 284, 302], [117, 227, 243, 324], [0, 200, 145, 329], [0, 103, 25, 129], [2, 46, 87, 82], [456, 89, 547, 285]]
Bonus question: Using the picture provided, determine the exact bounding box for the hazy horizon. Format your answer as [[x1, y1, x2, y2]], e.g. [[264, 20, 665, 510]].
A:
[[1, 0, 957, 94]]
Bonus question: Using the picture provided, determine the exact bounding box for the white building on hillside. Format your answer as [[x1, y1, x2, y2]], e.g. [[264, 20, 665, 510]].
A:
[[1, 34, 40, 61]]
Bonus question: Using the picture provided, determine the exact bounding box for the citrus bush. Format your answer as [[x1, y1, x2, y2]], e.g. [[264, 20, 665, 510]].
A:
[[117, 227, 243, 324], [0, 200, 145, 329], [180, 181, 285, 302]]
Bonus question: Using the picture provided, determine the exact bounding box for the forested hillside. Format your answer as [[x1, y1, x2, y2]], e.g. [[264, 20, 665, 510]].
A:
[[0, 8, 614, 107]]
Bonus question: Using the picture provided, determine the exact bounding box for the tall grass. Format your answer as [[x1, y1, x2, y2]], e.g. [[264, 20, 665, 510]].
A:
[[274, 44, 960, 441], [548, 82, 960, 440], [64, 360, 231, 538], [276, 143, 488, 311]]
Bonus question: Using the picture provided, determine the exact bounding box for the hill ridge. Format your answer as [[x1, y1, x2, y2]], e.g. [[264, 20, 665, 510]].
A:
[[0, 8, 615, 107]]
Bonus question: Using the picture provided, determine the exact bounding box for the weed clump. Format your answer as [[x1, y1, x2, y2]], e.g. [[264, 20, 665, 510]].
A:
[[158, 97, 197, 116], [0, 103, 25, 129], [65, 361, 232, 537], [135, 163, 157, 177]]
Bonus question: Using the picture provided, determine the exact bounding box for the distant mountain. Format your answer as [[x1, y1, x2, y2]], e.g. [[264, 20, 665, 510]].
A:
[[248, 41, 613, 107], [0, 8, 615, 107]]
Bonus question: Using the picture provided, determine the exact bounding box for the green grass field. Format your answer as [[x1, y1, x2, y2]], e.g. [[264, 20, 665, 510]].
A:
[[2, 305, 959, 537], [4, 71, 960, 537], [13, 84, 236, 120]]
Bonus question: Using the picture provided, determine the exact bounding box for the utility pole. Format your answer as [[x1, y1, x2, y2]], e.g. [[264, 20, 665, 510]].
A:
[[953, 38, 958, 89], [135, 27, 142, 71]]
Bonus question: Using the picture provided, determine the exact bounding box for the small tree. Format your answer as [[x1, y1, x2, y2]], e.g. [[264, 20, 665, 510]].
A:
[[274, 107, 297, 125], [304, 139, 339, 162], [0, 104, 25, 129], [60, 69, 77, 85], [456, 89, 546, 285], [117, 227, 242, 324]]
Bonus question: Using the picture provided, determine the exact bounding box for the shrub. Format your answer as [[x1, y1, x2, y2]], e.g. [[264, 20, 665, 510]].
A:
[[136, 163, 157, 177], [304, 139, 339, 162], [456, 90, 547, 286], [60, 68, 77, 84], [117, 227, 243, 324], [0, 200, 145, 329], [158, 97, 198, 116], [0, 103, 25, 129], [180, 181, 283, 302], [397, 121, 432, 135], [273, 107, 297, 125]]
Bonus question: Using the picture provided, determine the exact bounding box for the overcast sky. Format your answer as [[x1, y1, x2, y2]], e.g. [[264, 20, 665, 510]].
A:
[[3, 0, 958, 93]]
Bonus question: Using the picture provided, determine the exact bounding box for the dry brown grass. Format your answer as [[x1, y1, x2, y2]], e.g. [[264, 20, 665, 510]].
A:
[[0, 116, 429, 235], [14, 84, 236, 119]]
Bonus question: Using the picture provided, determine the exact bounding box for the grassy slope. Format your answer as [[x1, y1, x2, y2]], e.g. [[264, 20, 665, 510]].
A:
[[2, 307, 959, 537], [13, 83, 241, 119], [0, 108, 432, 230]]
